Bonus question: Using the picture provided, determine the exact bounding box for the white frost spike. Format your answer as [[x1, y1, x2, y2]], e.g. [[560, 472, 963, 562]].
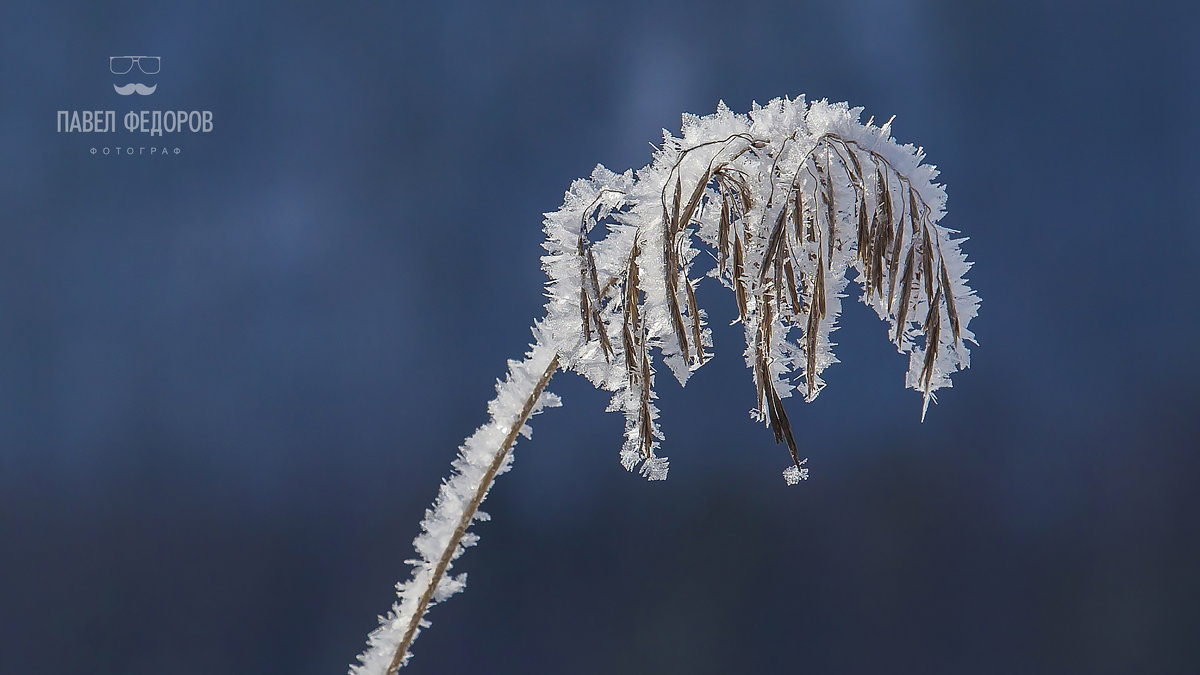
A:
[[783, 459, 810, 485], [639, 455, 671, 481]]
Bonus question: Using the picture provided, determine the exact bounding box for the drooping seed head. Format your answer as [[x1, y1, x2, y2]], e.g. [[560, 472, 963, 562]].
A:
[[541, 96, 980, 483]]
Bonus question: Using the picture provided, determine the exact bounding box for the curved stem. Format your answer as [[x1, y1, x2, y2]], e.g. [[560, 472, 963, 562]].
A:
[[382, 351, 560, 674]]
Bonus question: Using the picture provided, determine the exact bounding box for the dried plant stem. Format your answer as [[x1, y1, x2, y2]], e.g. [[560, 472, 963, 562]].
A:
[[384, 352, 560, 675], [356, 98, 979, 673]]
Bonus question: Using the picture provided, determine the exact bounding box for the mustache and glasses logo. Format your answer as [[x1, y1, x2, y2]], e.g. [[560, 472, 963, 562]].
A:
[[57, 53, 212, 156], [110, 56, 159, 95]]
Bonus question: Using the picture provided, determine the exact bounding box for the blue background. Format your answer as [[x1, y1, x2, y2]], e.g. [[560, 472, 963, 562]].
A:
[[2, 1, 1198, 673]]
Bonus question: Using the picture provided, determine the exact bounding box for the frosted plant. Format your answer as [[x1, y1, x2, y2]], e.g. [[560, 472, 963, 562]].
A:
[[352, 96, 979, 673]]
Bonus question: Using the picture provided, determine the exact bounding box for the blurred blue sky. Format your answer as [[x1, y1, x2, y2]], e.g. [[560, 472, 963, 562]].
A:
[[1, 1, 1197, 673]]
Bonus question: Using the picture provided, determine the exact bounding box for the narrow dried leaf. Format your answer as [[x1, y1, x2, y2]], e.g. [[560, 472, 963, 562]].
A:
[[759, 205, 789, 284], [872, 191, 890, 298], [639, 345, 653, 458], [580, 283, 591, 342], [895, 243, 916, 343], [922, 286, 943, 393], [814, 247, 827, 318], [921, 230, 936, 303], [667, 286, 690, 363], [586, 249, 614, 359], [678, 167, 713, 232], [783, 257, 801, 316], [792, 184, 805, 246], [760, 359, 780, 442], [623, 239, 641, 347], [763, 374, 799, 465], [774, 244, 784, 314], [754, 312, 769, 423], [671, 176, 682, 235], [806, 304, 819, 399], [661, 176, 691, 363], [685, 277, 704, 364], [622, 324, 638, 380], [718, 194, 731, 273], [857, 193, 870, 270], [732, 234, 748, 320], [887, 199, 905, 311], [817, 147, 836, 265], [940, 259, 961, 346], [908, 186, 921, 235]]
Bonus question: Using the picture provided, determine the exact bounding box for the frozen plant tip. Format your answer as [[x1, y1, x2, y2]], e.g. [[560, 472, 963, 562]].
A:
[[541, 98, 979, 480], [353, 96, 979, 673]]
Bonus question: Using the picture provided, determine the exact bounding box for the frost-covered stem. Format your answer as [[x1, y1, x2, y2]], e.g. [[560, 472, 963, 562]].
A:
[[353, 339, 560, 674], [389, 354, 556, 674], [355, 96, 979, 673]]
